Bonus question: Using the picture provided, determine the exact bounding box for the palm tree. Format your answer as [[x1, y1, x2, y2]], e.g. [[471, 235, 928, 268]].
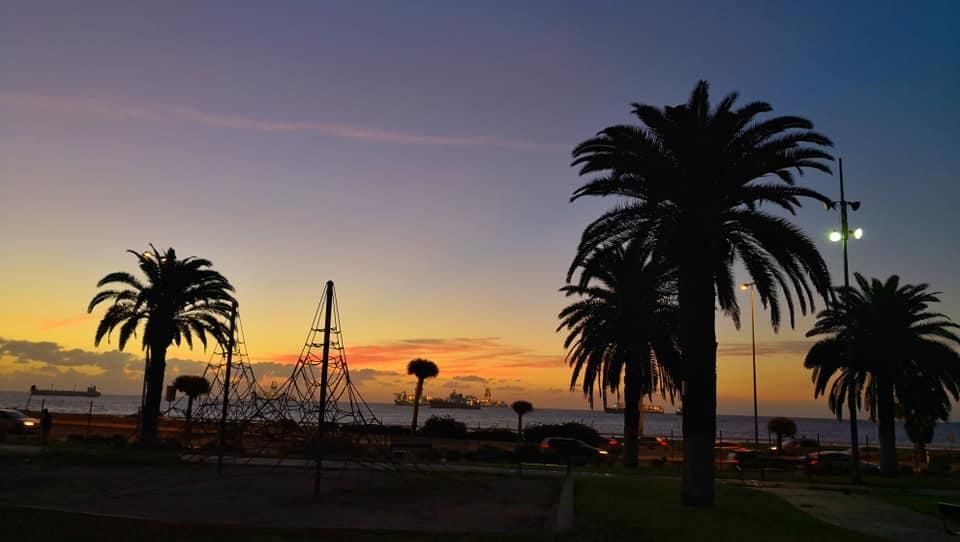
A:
[[511, 400, 533, 441], [173, 375, 211, 437], [900, 382, 948, 470], [767, 417, 797, 454], [558, 240, 680, 468], [806, 274, 960, 475], [407, 358, 438, 433], [88, 246, 235, 444], [569, 81, 834, 504]]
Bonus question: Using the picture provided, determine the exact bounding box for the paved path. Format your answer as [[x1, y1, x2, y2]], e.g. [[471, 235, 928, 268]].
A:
[[759, 485, 953, 542]]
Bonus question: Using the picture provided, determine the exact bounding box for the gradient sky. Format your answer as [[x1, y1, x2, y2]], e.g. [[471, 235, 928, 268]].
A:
[[1, 1, 958, 417]]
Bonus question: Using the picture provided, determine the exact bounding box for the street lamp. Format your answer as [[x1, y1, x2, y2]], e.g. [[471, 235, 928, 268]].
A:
[[740, 282, 759, 450], [826, 157, 864, 483]]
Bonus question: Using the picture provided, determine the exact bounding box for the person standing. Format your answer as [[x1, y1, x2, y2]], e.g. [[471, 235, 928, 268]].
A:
[[39, 408, 52, 446]]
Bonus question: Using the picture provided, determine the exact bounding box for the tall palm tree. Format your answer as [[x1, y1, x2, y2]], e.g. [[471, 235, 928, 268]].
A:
[[511, 400, 533, 441], [173, 374, 211, 438], [407, 358, 438, 433], [767, 417, 797, 454], [558, 240, 681, 468], [569, 81, 834, 504], [806, 274, 960, 475], [88, 246, 235, 444]]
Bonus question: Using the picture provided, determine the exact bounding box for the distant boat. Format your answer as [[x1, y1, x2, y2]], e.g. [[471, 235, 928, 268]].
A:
[[394, 390, 427, 406], [476, 387, 507, 408], [429, 390, 481, 410], [30, 384, 101, 397], [603, 402, 665, 414]]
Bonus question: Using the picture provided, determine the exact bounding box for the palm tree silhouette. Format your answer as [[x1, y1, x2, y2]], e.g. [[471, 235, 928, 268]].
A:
[[88, 246, 235, 444], [806, 274, 960, 475], [511, 400, 533, 441], [407, 358, 438, 433], [569, 81, 834, 504], [173, 374, 211, 438], [767, 417, 797, 454], [559, 241, 679, 468]]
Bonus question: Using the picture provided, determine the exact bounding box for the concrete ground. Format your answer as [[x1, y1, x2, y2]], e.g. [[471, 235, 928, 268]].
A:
[[0, 463, 562, 534], [759, 485, 955, 542]]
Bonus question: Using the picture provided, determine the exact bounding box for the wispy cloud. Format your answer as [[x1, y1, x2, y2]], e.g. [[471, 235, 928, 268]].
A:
[[718, 340, 813, 358], [1, 93, 566, 151], [39, 313, 93, 331]]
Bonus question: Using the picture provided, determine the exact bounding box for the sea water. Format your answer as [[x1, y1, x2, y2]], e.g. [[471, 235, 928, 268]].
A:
[[2, 390, 957, 448]]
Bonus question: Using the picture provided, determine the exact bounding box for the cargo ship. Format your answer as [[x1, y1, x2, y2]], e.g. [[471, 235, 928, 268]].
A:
[[429, 390, 481, 410], [29, 384, 102, 397], [476, 388, 507, 408], [394, 390, 428, 406], [603, 401, 665, 415]]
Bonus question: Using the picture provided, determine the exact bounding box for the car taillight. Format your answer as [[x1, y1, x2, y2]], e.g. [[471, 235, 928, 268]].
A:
[[809, 459, 819, 465], [540, 443, 550, 449], [608, 439, 618, 447]]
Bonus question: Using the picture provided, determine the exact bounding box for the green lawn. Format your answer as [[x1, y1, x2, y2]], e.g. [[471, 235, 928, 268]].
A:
[[570, 477, 886, 542]]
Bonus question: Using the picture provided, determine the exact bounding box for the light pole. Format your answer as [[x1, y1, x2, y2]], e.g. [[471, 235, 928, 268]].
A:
[[827, 157, 863, 483], [740, 282, 759, 450]]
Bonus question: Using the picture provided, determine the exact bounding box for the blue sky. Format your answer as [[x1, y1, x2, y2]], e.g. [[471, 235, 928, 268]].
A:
[[1, 1, 958, 415]]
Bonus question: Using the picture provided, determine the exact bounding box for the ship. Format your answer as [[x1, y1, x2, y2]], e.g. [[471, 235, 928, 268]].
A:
[[429, 390, 481, 410], [603, 401, 665, 415], [29, 384, 101, 397], [394, 390, 428, 406], [476, 387, 507, 408]]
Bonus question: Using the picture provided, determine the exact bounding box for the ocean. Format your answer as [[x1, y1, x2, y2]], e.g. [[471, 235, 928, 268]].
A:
[[3, 390, 958, 448]]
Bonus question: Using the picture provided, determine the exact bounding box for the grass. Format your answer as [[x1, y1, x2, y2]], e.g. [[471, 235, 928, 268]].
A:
[[570, 477, 886, 542]]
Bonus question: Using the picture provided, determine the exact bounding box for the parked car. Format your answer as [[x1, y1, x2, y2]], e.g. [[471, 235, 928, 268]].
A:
[[805, 451, 880, 474], [773, 437, 820, 454], [540, 437, 609, 465], [605, 435, 668, 450], [0, 409, 40, 434], [726, 448, 803, 470]]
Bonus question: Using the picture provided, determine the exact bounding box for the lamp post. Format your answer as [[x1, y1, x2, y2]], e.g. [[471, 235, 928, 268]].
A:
[[827, 157, 863, 483], [740, 282, 759, 450]]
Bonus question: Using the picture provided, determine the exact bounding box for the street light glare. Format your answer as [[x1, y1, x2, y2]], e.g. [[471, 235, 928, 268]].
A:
[[829, 231, 843, 242], [853, 227, 863, 240], [740, 283, 750, 291]]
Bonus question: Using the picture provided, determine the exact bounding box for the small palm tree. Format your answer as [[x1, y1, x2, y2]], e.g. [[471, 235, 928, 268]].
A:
[[511, 400, 533, 441], [173, 375, 211, 437], [558, 240, 680, 468], [88, 246, 235, 444], [407, 358, 438, 433], [806, 274, 960, 476], [569, 81, 834, 505], [767, 417, 797, 454]]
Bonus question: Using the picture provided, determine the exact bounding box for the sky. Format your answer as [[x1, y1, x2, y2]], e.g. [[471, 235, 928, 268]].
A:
[[1, 1, 958, 417]]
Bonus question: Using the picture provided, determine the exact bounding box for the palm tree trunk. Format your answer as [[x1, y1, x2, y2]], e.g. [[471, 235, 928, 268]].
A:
[[623, 360, 641, 468], [140, 343, 167, 445], [411, 378, 424, 434], [517, 414, 523, 442], [679, 262, 717, 506], [877, 377, 898, 476]]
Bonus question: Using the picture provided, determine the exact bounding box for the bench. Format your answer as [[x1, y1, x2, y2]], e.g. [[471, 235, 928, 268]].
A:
[[938, 502, 960, 535]]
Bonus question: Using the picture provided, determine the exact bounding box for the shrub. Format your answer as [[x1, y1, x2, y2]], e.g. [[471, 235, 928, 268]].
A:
[[420, 416, 467, 439], [474, 445, 513, 463], [524, 422, 601, 446], [514, 444, 542, 463], [468, 428, 516, 442]]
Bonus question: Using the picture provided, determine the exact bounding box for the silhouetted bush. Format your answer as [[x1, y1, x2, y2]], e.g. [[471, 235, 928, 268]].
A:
[[420, 416, 467, 439], [468, 428, 516, 442], [514, 444, 542, 463], [524, 422, 601, 446], [474, 445, 512, 463]]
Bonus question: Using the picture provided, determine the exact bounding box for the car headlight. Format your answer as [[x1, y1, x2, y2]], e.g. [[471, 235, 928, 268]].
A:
[[598, 449, 609, 455], [22, 420, 36, 427]]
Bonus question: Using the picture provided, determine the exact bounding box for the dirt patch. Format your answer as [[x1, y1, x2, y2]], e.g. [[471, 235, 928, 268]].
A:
[[0, 463, 560, 534]]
